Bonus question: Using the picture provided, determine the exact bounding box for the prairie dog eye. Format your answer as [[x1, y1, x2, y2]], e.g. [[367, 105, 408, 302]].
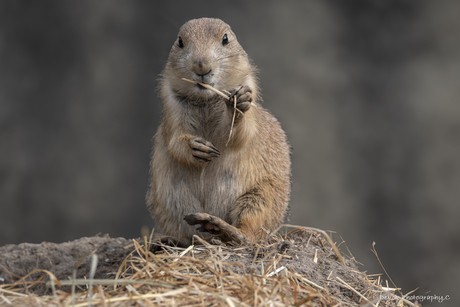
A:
[[178, 36, 184, 48], [222, 34, 229, 46]]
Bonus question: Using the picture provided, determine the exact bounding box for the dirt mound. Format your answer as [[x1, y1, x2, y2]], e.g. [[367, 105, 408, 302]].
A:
[[0, 236, 132, 296], [0, 228, 414, 306]]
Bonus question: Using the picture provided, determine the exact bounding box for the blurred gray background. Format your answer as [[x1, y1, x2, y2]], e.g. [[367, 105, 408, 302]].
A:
[[1, 0, 459, 304]]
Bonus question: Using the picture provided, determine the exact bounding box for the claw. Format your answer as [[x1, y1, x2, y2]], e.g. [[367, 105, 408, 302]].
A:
[[228, 85, 244, 102]]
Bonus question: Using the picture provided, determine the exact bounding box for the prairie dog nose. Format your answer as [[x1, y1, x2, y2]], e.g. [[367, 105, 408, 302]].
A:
[[192, 57, 211, 76]]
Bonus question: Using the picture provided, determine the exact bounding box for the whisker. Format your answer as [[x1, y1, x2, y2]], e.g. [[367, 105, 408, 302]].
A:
[[215, 54, 240, 61], [220, 64, 251, 76]]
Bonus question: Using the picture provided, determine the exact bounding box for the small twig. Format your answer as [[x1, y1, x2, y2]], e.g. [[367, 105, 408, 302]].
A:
[[88, 254, 98, 307], [336, 277, 375, 306], [182, 78, 230, 99], [72, 268, 76, 307], [0, 288, 28, 297], [97, 286, 107, 307], [283, 224, 345, 264], [50, 278, 177, 288], [371, 242, 402, 297], [266, 266, 286, 277], [172, 245, 194, 262], [226, 94, 237, 146], [49, 274, 56, 297], [291, 272, 325, 290]]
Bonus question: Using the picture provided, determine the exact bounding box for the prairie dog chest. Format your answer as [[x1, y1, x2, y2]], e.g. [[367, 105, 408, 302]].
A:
[[189, 150, 247, 210], [180, 99, 229, 140]]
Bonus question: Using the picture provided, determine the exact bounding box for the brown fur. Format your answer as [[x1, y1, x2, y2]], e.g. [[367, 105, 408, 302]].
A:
[[146, 18, 291, 243]]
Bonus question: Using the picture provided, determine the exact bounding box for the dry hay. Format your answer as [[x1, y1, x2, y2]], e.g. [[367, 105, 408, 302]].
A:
[[0, 226, 419, 306]]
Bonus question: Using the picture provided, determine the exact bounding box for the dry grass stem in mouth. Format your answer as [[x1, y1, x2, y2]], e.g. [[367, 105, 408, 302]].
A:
[[182, 78, 242, 147], [226, 94, 237, 146], [181, 78, 230, 100]]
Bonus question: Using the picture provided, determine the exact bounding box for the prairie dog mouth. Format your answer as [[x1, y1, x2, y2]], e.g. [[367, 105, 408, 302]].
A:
[[196, 82, 216, 91]]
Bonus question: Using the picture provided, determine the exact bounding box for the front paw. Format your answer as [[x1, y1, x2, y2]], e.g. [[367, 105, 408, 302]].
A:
[[184, 213, 221, 234], [189, 137, 220, 162], [228, 85, 252, 113]]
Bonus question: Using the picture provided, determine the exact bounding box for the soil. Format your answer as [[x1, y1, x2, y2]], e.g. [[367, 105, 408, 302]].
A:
[[0, 235, 134, 296], [0, 230, 377, 305], [200, 230, 371, 303]]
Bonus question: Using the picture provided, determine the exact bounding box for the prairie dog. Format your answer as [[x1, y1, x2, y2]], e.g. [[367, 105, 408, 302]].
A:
[[146, 18, 291, 244]]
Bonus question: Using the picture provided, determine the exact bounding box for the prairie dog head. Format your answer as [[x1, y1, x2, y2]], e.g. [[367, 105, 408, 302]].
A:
[[163, 18, 255, 101]]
